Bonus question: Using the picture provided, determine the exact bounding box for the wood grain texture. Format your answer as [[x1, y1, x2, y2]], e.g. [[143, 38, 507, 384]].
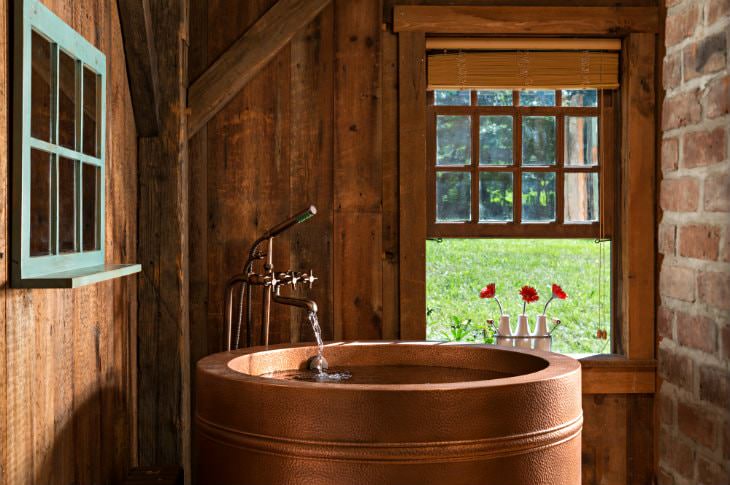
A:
[[0, 2, 8, 484], [117, 0, 160, 136], [581, 358, 656, 394], [136, 0, 190, 479], [627, 394, 654, 484], [289, 6, 335, 342], [0, 1, 138, 484], [187, 0, 331, 137], [381, 30, 399, 340], [582, 394, 629, 484], [383, 0, 659, 24], [393, 5, 659, 33], [620, 34, 656, 360], [203, 0, 293, 349], [188, 0, 210, 376], [333, 0, 383, 340], [398, 31, 427, 339]]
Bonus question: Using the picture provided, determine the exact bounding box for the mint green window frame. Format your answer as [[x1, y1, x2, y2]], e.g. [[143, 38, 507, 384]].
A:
[[12, 0, 107, 285]]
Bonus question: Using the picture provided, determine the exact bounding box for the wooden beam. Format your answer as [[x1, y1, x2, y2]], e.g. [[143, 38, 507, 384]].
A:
[[393, 6, 659, 34], [425, 37, 623, 51], [581, 357, 657, 394], [137, 0, 190, 480], [333, 0, 383, 340], [117, 0, 161, 137], [187, 0, 331, 137], [621, 34, 656, 360], [398, 32, 427, 340]]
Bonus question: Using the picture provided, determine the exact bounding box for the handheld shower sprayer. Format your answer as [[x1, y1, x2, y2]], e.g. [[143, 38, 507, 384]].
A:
[[260, 205, 317, 239]]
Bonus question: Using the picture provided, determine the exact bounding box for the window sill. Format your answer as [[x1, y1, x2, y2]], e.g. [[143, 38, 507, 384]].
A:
[[14, 263, 142, 289], [572, 354, 656, 395]]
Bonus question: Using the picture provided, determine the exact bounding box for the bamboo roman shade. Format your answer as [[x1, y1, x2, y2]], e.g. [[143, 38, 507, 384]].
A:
[[428, 51, 619, 90]]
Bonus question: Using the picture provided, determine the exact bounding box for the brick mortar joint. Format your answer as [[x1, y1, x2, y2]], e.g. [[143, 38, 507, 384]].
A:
[[662, 116, 730, 138], [659, 337, 728, 371], [659, 206, 730, 223], [659, 296, 730, 319], [663, 71, 729, 101], [660, 253, 730, 272]]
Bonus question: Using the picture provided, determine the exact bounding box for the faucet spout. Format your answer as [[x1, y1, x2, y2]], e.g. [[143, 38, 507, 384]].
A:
[[272, 290, 318, 314]]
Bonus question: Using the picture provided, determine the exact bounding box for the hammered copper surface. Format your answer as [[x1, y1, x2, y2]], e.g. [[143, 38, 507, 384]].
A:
[[196, 341, 582, 485]]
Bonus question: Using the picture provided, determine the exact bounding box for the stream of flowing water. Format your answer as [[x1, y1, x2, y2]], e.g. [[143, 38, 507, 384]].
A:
[[295, 311, 351, 382]]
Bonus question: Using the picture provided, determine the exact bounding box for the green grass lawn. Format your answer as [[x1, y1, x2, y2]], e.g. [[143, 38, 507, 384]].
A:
[[426, 238, 611, 354]]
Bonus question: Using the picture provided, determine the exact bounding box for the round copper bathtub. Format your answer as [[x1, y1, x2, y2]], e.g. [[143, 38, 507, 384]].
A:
[[195, 341, 582, 485]]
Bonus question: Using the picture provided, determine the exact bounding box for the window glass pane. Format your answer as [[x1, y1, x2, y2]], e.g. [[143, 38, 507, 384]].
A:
[[436, 172, 471, 222], [479, 172, 513, 222], [479, 116, 513, 166], [82, 163, 100, 250], [30, 149, 52, 256], [562, 89, 598, 107], [522, 172, 556, 222], [58, 50, 77, 150], [426, 238, 612, 354], [519, 90, 555, 106], [565, 116, 598, 167], [58, 157, 77, 253], [31, 31, 52, 142], [434, 90, 470, 106], [565, 173, 599, 222], [436, 115, 471, 166], [522, 116, 556, 166], [82, 66, 99, 157], [477, 90, 512, 106]]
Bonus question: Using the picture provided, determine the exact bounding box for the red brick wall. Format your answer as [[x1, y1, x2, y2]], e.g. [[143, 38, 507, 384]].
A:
[[659, 1, 730, 484]]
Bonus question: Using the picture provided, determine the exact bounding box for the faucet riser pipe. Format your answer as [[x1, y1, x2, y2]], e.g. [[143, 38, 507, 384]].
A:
[[262, 237, 274, 347]]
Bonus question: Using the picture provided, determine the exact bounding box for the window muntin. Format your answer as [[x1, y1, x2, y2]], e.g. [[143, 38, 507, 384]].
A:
[[427, 89, 610, 238]]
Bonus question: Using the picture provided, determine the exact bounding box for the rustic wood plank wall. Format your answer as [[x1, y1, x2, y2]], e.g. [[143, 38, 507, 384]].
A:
[[188, 1, 658, 484], [0, 1, 139, 484]]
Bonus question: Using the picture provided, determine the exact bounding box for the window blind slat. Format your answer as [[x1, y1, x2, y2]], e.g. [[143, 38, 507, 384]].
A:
[[428, 51, 619, 90]]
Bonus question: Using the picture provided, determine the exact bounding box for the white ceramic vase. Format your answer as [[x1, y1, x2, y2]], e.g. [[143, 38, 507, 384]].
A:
[[515, 314, 532, 348], [533, 314, 551, 351], [497, 315, 513, 347]]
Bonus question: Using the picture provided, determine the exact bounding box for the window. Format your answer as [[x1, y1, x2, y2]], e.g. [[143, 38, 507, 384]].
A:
[[12, 0, 140, 287], [426, 89, 617, 354], [427, 89, 614, 238]]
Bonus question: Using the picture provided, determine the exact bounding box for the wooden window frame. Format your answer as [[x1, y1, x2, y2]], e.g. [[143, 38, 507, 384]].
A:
[[11, 0, 140, 288], [396, 6, 658, 394], [426, 89, 615, 239]]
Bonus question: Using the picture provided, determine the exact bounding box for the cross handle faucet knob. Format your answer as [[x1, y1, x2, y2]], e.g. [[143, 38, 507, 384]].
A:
[[303, 270, 317, 289]]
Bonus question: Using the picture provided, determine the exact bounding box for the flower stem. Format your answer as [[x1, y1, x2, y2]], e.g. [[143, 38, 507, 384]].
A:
[[495, 297, 503, 316], [522, 301, 526, 315], [542, 296, 554, 315]]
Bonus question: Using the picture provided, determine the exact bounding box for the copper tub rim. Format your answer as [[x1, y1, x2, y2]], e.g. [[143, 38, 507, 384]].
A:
[[198, 340, 581, 393]]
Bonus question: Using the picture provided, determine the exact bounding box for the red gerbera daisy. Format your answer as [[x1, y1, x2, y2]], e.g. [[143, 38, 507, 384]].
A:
[[543, 283, 568, 315], [552, 284, 567, 300], [519, 286, 539, 314], [479, 283, 503, 315], [519, 286, 539, 303], [479, 283, 496, 299]]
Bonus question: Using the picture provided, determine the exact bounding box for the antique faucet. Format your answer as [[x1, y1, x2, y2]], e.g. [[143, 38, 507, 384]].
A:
[[224, 206, 318, 351]]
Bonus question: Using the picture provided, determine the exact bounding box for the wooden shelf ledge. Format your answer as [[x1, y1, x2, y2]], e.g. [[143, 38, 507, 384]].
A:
[[15, 263, 142, 289], [577, 354, 656, 394]]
